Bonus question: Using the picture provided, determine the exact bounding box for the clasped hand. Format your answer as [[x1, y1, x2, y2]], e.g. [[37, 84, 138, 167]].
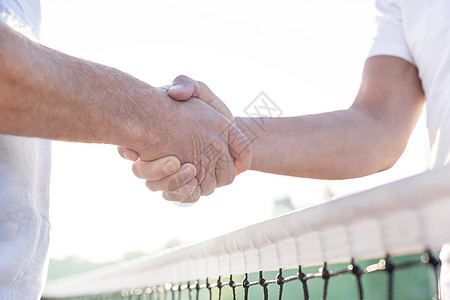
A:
[[118, 76, 251, 203]]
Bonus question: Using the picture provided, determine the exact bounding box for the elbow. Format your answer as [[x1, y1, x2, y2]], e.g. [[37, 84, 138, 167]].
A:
[[348, 104, 415, 177], [376, 156, 399, 173], [373, 139, 408, 174]]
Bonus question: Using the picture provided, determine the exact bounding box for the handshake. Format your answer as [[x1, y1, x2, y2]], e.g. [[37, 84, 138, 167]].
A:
[[117, 75, 252, 203]]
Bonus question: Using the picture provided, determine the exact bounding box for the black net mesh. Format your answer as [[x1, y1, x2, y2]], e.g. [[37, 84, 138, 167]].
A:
[[42, 250, 442, 300]]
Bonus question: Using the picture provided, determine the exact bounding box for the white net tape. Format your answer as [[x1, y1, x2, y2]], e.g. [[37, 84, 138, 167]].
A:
[[43, 167, 450, 298]]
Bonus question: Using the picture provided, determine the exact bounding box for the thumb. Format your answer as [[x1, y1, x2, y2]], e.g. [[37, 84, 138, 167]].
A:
[[168, 75, 199, 101], [169, 75, 234, 122]]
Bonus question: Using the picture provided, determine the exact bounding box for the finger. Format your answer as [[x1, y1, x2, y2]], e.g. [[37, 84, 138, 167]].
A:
[[117, 146, 139, 161], [132, 156, 181, 181], [186, 186, 202, 203], [145, 164, 196, 192], [168, 75, 233, 122], [195, 81, 233, 122], [226, 123, 253, 175], [162, 179, 199, 203], [163, 185, 201, 204], [215, 154, 235, 188]]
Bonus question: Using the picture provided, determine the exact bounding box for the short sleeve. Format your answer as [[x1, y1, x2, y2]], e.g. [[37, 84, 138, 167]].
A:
[[368, 0, 413, 64]]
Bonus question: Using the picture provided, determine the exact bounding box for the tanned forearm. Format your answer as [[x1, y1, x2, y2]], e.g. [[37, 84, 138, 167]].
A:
[[235, 56, 425, 180], [0, 22, 162, 149], [236, 109, 399, 179], [0, 22, 253, 192]]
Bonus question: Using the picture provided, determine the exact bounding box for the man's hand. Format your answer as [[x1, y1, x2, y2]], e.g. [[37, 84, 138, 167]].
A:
[[134, 88, 251, 199], [118, 76, 251, 203]]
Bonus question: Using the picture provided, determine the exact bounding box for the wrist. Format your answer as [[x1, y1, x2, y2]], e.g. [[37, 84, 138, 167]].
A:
[[118, 86, 165, 149], [121, 87, 185, 160], [234, 117, 265, 171]]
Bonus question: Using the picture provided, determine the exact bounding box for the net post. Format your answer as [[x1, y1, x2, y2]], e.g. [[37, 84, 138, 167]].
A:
[[298, 266, 310, 300]]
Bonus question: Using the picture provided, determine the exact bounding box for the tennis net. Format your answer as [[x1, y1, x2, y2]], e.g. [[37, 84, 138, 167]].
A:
[[42, 166, 450, 300]]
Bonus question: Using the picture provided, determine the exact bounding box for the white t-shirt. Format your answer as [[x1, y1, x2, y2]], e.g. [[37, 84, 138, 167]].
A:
[[0, 1, 52, 299], [368, 0, 450, 298]]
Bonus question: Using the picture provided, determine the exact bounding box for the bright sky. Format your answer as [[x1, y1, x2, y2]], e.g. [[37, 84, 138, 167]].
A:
[[40, 0, 429, 262]]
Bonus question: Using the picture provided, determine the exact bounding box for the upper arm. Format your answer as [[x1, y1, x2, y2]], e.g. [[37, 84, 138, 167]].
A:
[[351, 55, 425, 164], [350, 0, 424, 168]]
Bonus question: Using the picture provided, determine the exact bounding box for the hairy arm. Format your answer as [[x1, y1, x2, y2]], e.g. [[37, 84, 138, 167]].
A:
[[236, 56, 425, 179], [0, 22, 162, 147], [0, 22, 251, 195]]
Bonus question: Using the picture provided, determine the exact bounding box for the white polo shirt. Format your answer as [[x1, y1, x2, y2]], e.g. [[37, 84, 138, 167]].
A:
[[0, 1, 52, 299]]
